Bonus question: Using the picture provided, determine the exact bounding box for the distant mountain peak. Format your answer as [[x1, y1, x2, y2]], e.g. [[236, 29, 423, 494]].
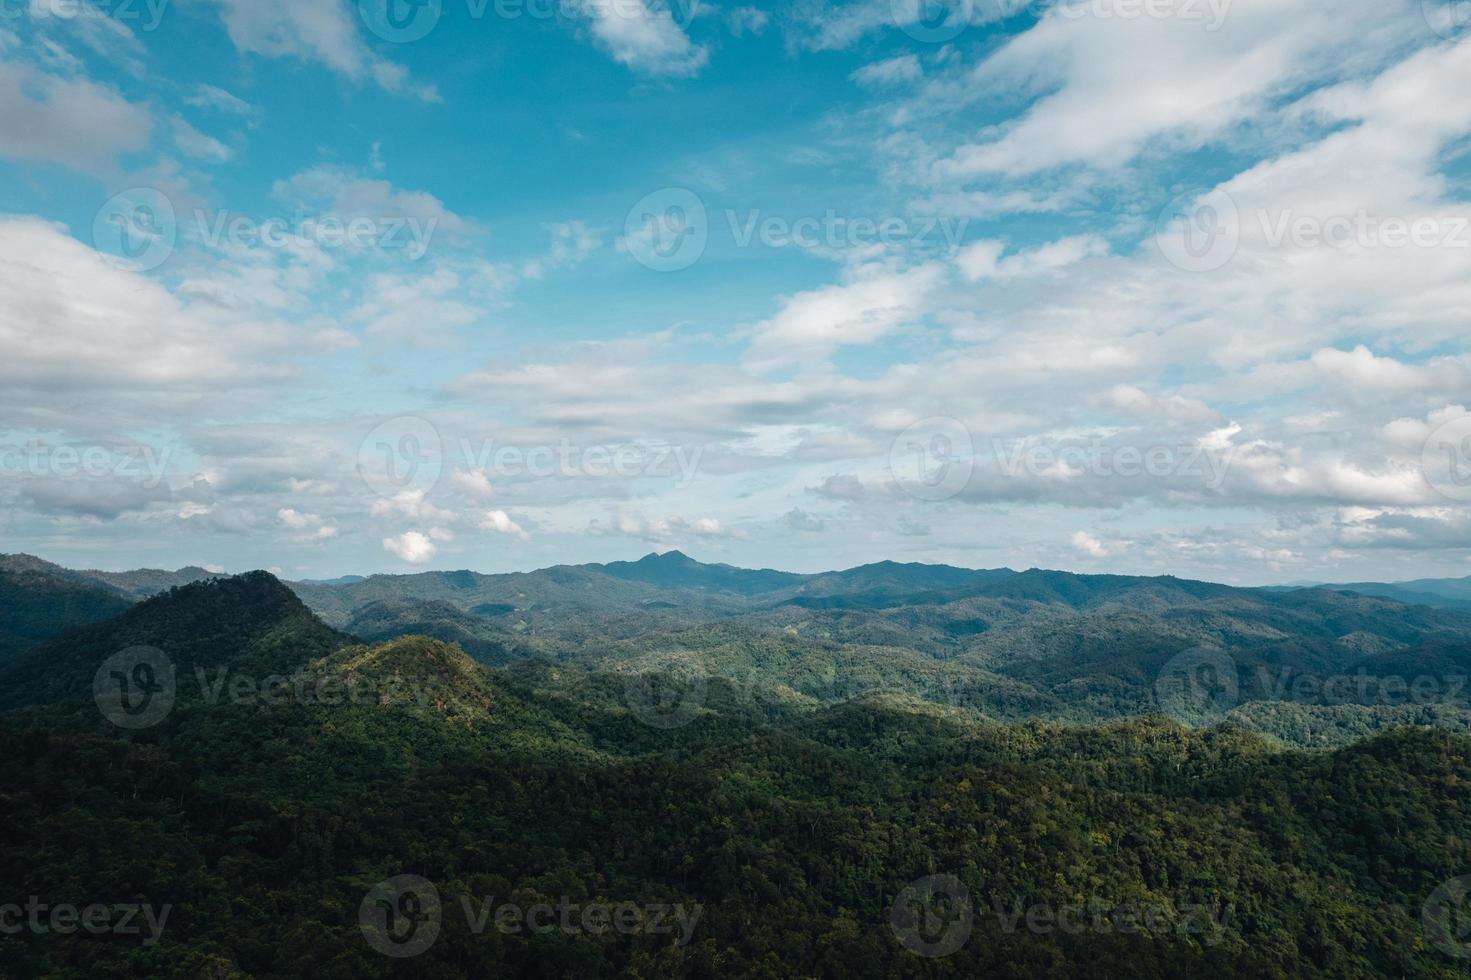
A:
[[642, 550, 695, 564]]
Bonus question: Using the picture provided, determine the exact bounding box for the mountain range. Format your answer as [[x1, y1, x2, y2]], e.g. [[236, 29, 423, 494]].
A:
[[6, 551, 1471, 976]]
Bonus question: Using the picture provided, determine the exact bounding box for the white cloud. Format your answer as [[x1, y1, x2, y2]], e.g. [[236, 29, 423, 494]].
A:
[[955, 235, 1108, 281], [851, 54, 922, 87], [1071, 530, 1109, 557], [369, 489, 454, 521], [184, 84, 256, 116], [277, 507, 337, 539], [452, 468, 495, 498], [937, 0, 1411, 178], [201, 0, 438, 100], [0, 62, 151, 173], [748, 263, 947, 367], [383, 530, 438, 563], [1100, 384, 1218, 423], [479, 509, 526, 537], [0, 217, 307, 430], [576, 0, 707, 76], [171, 115, 233, 162]]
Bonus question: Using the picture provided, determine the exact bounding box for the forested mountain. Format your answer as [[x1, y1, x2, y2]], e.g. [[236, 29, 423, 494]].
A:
[[1283, 576, 1471, 612], [6, 559, 1471, 976], [0, 553, 132, 660], [4, 571, 1471, 977], [0, 571, 348, 716]]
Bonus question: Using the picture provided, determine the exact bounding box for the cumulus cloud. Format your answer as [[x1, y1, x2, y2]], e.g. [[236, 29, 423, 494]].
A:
[[200, 0, 438, 100], [1071, 531, 1109, 558], [851, 54, 922, 87], [479, 509, 526, 537], [747, 263, 947, 367], [452, 468, 496, 498], [576, 0, 707, 76], [0, 218, 307, 431], [383, 530, 438, 563], [0, 62, 151, 172]]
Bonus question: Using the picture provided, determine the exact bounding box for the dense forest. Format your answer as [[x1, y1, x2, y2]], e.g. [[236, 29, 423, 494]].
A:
[[4, 554, 1471, 977]]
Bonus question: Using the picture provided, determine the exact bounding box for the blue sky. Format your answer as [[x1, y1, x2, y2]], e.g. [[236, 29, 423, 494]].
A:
[[3, 0, 1471, 584]]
